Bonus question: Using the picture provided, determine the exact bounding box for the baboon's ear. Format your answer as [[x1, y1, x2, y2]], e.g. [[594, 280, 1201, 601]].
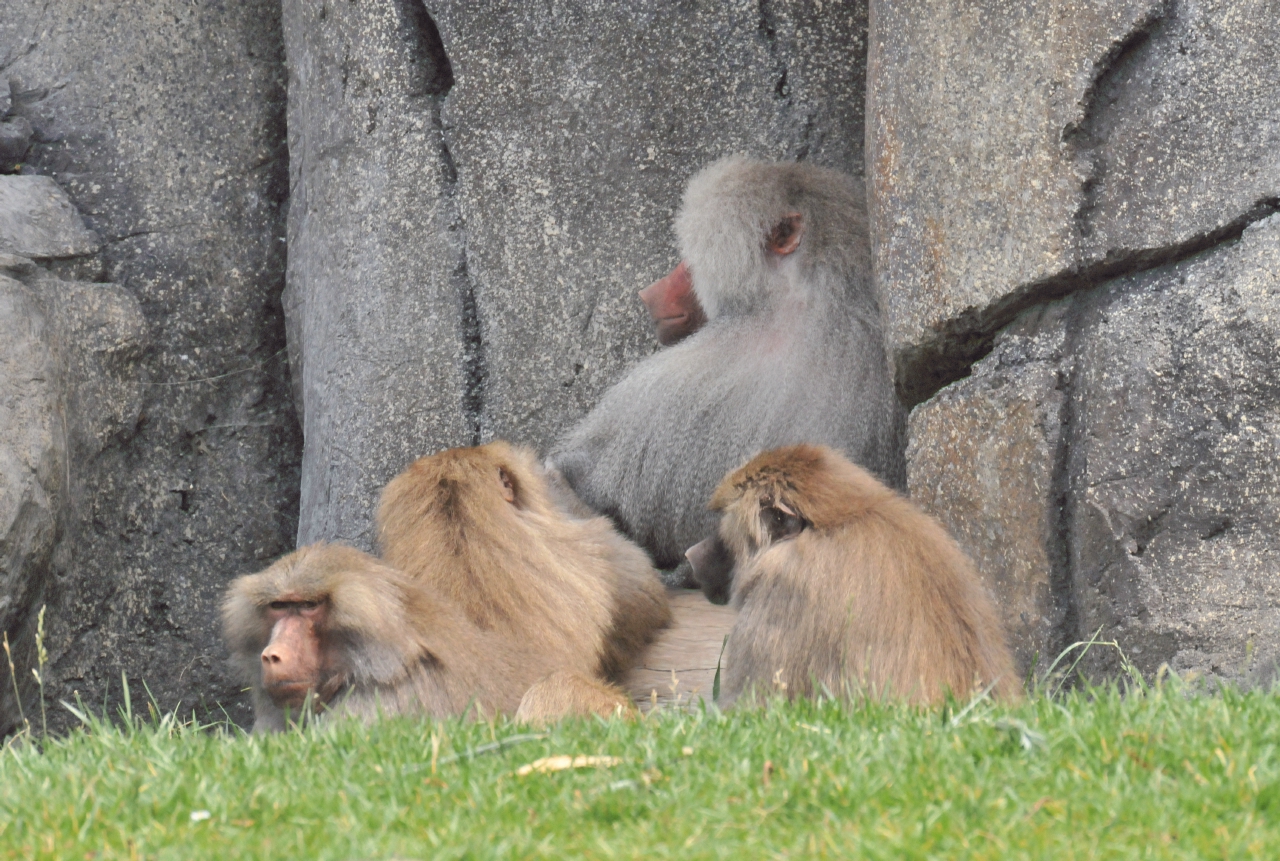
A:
[[766, 213, 804, 255], [497, 467, 517, 504]]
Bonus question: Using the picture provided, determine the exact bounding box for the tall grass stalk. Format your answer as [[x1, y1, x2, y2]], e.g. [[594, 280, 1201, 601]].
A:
[[30, 604, 48, 737], [2, 629, 29, 737], [1035, 624, 1150, 697], [711, 634, 727, 702]]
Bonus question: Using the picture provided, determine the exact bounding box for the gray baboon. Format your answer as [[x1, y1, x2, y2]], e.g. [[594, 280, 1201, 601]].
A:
[[551, 155, 906, 570]]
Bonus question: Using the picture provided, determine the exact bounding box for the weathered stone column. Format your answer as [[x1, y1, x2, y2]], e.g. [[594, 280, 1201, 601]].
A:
[[873, 0, 1280, 685]]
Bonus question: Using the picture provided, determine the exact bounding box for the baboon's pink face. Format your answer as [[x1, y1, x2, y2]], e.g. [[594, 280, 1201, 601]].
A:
[[259, 596, 342, 709]]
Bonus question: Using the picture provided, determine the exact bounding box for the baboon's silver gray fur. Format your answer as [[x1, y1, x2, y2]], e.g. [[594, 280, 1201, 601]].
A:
[[550, 155, 906, 570]]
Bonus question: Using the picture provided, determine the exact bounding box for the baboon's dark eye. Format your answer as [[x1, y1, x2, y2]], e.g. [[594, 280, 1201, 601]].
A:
[[761, 503, 805, 543], [269, 600, 320, 611]]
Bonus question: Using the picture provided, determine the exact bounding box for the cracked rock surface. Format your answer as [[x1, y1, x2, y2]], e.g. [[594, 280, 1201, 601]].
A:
[[1082, 0, 1280, 257], [920, 214, 1280, 689], [0, 0, 299, 731], [908, 303, 1073, 677], [1067, 214, 1280, 685], [884, 0, 1280, 687], [870, 0, 1280, 405], [0, 252, 150, 731], [281, 0, 470, 550], [0, 263, 62, 724]]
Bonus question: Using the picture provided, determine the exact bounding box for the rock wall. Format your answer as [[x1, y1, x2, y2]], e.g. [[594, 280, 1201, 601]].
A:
[[876, 0, 1280, 684], [0, 1, 300, 731], [281, 0, 471, 550], [0, 0, 1276, 731]]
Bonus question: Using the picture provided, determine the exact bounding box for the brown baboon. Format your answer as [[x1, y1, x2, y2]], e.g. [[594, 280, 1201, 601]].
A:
[[515, 670, 638, 725], [223, 543, 538, 732], [551, 156, 906, 573], [688, 445, 1021, 707], [376, 442, 671, 684]]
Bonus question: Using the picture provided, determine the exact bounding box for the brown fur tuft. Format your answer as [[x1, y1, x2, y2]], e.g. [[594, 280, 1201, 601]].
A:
[[377, 442, 671, 690], [515, 670, 638, 726], [711, 444, 895, 530]]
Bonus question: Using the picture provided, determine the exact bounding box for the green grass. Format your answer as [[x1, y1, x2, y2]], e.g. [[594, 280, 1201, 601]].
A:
[[2, 681, 1278, 860]]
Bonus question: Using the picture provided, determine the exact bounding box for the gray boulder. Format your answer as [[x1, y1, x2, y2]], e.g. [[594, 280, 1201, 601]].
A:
[[281, 0, 471, 550], [1083, 0, 1280, 257], [0, 252, 147, 730], [0, 266, 62, 724], [909, 215, 1280, 689], [869, 0, 1280, 404], [0, 0, 299, 731], [0, 176, 99, 259], [884, 0, 1280, 687], [908, 304, 1072, 677], [1068, 214, 1280, 684]]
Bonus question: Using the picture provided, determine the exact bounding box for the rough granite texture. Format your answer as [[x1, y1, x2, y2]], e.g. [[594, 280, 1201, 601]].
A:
[[911, 216, 1280, 689], [1067, 214, 1280, 685], [0, 0, 299, 732], [0, 253, 148, 728], [891, 0, 1280, 688], [867, 0, 1158, 401], [869, 0, 1280, 404], [0, 176, 99, 258], [907, 304, 1072, 677], [0, 267, 62, 718], [1085, 0, 1280, 256], [0, 78, 34, 172], [282, 0, 470, 549], [285, 0, 871, 550]]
